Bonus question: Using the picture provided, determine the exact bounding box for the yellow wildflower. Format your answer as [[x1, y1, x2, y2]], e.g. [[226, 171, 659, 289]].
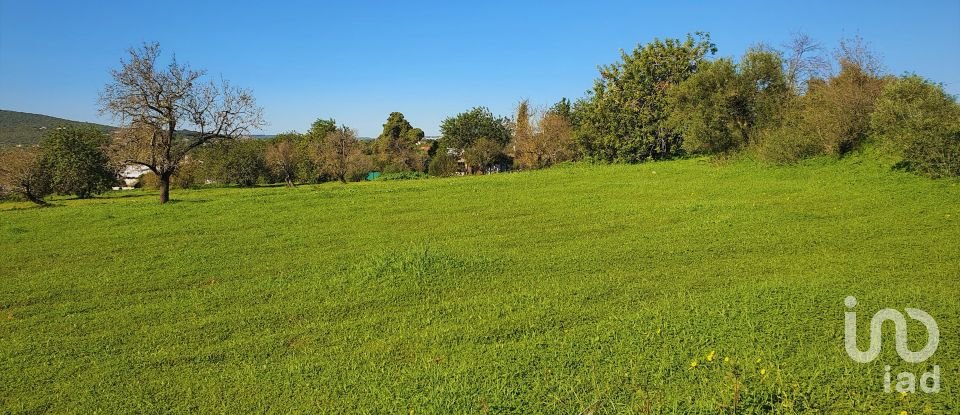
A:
[[723, 356, 730, 363], [706, 350, 716, 362], [759, 368, 767, 376], [690, 359, 698, 369]]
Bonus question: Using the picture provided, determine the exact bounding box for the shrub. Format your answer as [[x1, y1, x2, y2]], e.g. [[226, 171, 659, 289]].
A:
[[172, 159, 202, 188], [428, 152, 458, 177], [381, 162, 409, 174], [871, 75, 960, 177], [800, 62, 886, 155], [139, 172, 160, 189], [754, 126, 824, 164], [754, 100, 825, 164]]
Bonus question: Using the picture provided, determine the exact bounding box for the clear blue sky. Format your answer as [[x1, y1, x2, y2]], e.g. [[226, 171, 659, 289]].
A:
[[1, 0, 958, 137]]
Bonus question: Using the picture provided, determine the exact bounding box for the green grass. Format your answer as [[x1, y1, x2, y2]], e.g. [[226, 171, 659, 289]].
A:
[[2, 156, 958, 413]]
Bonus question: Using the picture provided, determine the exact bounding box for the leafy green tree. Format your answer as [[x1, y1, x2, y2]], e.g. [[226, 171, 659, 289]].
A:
[[547, 97, 573, 122], [462, 137, 506, 174], [40, 126, 115, 198], [667, 48, 789, 154], [871, 75, 960, 177], [375, 112, 425, 171], [440, 107, 511, 150], [305, 118, 337, 141], [575, 32, 716, 162], [0, 147, 51, 205], [667, 59, 740, 154], [295, 118, 337, 183], [738, 47, 791, 130], [206, 139, 267, 186]]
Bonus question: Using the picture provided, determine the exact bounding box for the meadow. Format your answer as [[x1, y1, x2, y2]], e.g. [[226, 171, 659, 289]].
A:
[[1, 156, 958, 413]]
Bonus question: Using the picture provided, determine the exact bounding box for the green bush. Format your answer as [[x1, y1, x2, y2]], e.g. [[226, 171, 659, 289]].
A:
[[754, 124, 824, 164], [39, 126, 115, 198], [138, 172, 158, 189], [800, 63, 886, 155], [204, 139, 268, 186], [668, 49, 789, 156], [172, 160, 202, 189], [871, 75, 960, 178], [428, 152, 458, 177]]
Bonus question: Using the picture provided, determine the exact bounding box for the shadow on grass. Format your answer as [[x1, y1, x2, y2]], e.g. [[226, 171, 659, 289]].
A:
[[0, 202, 64, 212], [99, 192, 156, 200], [163, 199, 212, 204]]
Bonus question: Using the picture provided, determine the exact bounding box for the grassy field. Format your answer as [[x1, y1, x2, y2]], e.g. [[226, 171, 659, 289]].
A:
[[2, 156, 958, 413]]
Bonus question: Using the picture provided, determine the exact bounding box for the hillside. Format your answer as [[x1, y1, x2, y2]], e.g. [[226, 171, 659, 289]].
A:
[[0, 109, 116, 146], [1, 158, 958, 413]]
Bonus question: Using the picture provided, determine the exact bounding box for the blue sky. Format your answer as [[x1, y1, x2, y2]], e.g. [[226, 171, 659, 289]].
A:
[[1, 0, 958, 137]]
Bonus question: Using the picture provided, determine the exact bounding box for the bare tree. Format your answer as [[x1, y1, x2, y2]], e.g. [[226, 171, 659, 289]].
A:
[[0, 147, 51, 205], [99, 43, 264, 203], [511, 99, 531, 159], [514, 105, 575, 170], [266, 133, 300, 186], [318, 125, 367, 183], [782, 33, 830, 93], [835, 35, 884, 77]]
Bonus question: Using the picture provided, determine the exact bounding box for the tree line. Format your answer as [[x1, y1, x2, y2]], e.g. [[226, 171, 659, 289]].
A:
[[2, 34, 958, 205]]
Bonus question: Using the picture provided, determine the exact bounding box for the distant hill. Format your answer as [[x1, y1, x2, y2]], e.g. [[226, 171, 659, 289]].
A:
[[0, 110, 282, 145], [0, 110, 116, 146]]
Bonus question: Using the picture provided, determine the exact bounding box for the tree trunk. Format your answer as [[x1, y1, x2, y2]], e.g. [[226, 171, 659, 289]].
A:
[[25, 190, 47, 206], [159, 173, 171, 204]]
